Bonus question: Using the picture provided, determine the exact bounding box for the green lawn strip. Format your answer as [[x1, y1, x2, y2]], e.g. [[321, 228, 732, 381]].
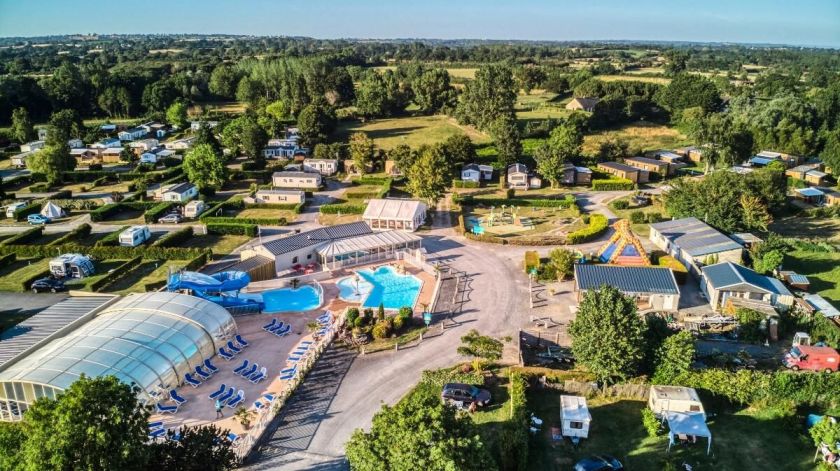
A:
[[63, 259, 130, 291], [111, 260, 187, 294], [784, 250, 840, 308], [179, 234, 250, 257], [0, 258, 50, 291]]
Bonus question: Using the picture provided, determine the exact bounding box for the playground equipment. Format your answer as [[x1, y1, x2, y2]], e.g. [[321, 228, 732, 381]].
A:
[[167, 270, 263, 310], [596, 219, 651, 266]]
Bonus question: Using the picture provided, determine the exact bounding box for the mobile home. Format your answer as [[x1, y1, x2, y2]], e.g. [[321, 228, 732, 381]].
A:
[[119, 226, 151, 247]]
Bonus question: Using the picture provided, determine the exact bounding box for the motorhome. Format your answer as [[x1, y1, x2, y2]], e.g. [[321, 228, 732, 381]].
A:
[[119, 226, 151, 247]]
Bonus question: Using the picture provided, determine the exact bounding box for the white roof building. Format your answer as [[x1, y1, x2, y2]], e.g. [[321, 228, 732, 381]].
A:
[[363, 198, 428, 232]]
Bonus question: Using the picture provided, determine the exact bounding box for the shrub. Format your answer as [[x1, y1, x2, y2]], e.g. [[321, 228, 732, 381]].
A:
[[48, 223, 92, 246], [205, 223, 257, 237], [29, 182, 50, 192], [657, 255, 687, 284], [452, 179, 480, 189], [152, 226, 193, 247], [184, 251, 209, 271], [20, 268, 51, 291], [89, 256, 143, 292], [630, 210, 646, 224], [392, 315, 406, 331], [144, 202, 176, 223], [371, 319, 393, 339], [319, 203, 366, 214], [646, 212, 663, 224], [13, 202, 41, 221], [460, 197, 575, 209], [398, 307, 413, 319], [641, 408, 664, 437], [0, 253, 16, 269], [612, 199, 630, 210], [95, 226, 129, 247], [0, 226, 43, 246], [592, 178, 635, 191], [567, 213, 609, 244], [346, 308, 360, 326], [0, 243, 207, 261], [202, 216, 287, 226], [735, 308, 767, 342], [505, 188, 515, 199], [499, 371, 529, 470], [524, 251, 540, 273]]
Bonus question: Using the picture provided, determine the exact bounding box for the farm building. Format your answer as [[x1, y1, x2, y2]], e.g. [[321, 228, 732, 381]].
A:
[[597, 161, 648, 183], [573, 264, 680, 311], [363, 198, 427, 232], [560, 395, 591, 440], [565, 97, 599, 112], [271, 171, 322, 189], [700, 261, 794, 311], [649, 217, 744, 277]]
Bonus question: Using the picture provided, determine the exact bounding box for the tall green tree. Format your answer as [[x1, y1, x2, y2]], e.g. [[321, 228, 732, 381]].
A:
[[142, 79, 180, 112], [184, 143, 226, 194], [39, 62, 88, 110], [548, 248, 576, 281], [166, 100, 189, 129], [457, 329, 504, 360], [569, 285, 647, 384], [655, 73, 721, 115], [490, 113, 521, 168], [386, 144, 414, 175], [456, 64, 517, 131], [209, 64, 240, 99], [349, 132, 376, 175], [11, 107, 34, 143], [240, 117, 270, 166], [27, 143, 74, 185], [406, 145, 450, 205], [663, 49, 690, 76], [194, 122, 223, 156], [652, 330, 695, 383], [296, 102, 336, 147], [46, 109, 83, 145], [355, 72, 390, 118], [440, 133, 476, 170], [535, 123, 582, 187], [148, 425, 236, 471], [820, 129, 840, 175], [412, 68, 456, 114]]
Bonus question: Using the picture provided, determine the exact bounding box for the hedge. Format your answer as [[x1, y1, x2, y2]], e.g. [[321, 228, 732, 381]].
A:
[[206, 223, 258, 237], [567, 213, 609, 244], [499, 371, 530, 470], [184, 251, 209, 271], [344, 189, 383, 200], [656, 255, 688, 284], [90, 202, 159, 222], [0, 253, 15, 269], [452, 179, 480, 189], [353, 176, 392, 186], [144, 280, 167, 292], [592, 178, 635, 191], [202, 216, 287, 226], [152, 226, 193, 247], [144, 202, 176, 223], [0, 243, 208, 261], [0, 226, 43, 246], [48, 223, 92, 246], [458, 195, 577, 209], [20, 268, 51, 291], [319, 203, 366, 215], [90, 256, 143, 292], [13, 202, 41, 221], [95, 226, 130, 247], [243, 201, 305, 213]]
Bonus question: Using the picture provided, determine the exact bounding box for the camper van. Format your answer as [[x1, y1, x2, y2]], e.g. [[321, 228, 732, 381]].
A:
[[184, 200, 206, 218], [119, 226, 151, 247], [648, 385, 705, 420], [5, 202, 26, 218]]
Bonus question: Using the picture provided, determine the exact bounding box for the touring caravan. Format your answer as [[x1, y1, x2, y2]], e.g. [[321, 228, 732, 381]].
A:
[[560, 395, 591, 440], [119, 225, 151, 247], [49, 254, 95, 279], [648, 385, 705, 420], [5, 202, 26, 218], [184, 200, 206, 218]]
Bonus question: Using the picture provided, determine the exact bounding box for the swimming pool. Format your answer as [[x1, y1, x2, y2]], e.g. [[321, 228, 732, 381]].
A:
[[337, 266, 422, 310], [261, 284, 322, 313]]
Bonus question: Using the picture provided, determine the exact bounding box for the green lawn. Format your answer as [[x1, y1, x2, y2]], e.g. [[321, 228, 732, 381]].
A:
[[582, 122, 691, 157], [0, 258, 49, 292], [106, 260, 188, 294], [96, 208, 145, 225], [180, 234, 250, 257], [63, 259, 130, 291], [770, 215, 840, 242], [234, 207, 298, 223], [597, 75, 672, 85], [527, 391, 814, 471], [515, 92, 572, 124], [784, 250, 840, 308], [334, 115, 490, 150]]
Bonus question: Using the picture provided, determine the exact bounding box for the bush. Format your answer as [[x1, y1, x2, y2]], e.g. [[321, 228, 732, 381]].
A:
[[646, 212, 663, 224], [0, 243, 207, 261], [505, 188, 516, 199], [0, 226, 43, 246], [29, 182, 50, 192], [202, 216, 287, 226], [592, 178, 635, 191], [346, 308, 360, 326], [736, 308, 767, 342], [612, 199, 630, 210], [152, 226, 193, 247], [319, 203, 366, 214], [13, 202, 41, 221], [398, 306, 413, 319], [657, 255, 687, 284], [183, 251, 209, 271], [392, 315, 406, 331], [206, 223, 257, 237], [524, 251, 540, 273], [452, 179, 480, 189], [48, 223, 92, 246], [499, 371, 529, 470], [630, 210, 647, 224], [567, 213, 609, 244], [371, 319, 393, 339], [144, 202, 176, 223], [641, 408, 664, 437], [89, 256, 143, 292], [95, 226, 129, 247], [20, 268, 51, 291], [0, 253, 16, 269], [460, 196, 576, 209]]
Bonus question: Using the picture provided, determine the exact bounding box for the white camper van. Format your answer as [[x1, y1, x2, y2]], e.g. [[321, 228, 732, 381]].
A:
[[119, 225, 151, 247], [648, 385, 705, 420]]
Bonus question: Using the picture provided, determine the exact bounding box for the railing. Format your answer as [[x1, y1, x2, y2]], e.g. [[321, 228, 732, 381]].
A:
[[230, 310, 345, 462]]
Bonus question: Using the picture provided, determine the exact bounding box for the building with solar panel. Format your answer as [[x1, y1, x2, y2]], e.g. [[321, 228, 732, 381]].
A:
[[649, 217, 744, 277]]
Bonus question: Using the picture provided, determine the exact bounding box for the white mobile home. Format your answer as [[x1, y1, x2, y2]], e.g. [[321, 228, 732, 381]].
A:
[[119, 226, 151, 247], [302, 158, 338, 176], [251, 189, 306, 205], [271, 171, 322, 189], [560, 395, 591, 439], [157, 183, 198, 202], [648, 386, 705, 420], [461, 164, 481, 182], [48, 253, 95, 279]]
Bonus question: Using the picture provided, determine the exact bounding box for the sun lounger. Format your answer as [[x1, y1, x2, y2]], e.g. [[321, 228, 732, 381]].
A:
[[280, 366, 296, 375], [148, 421, 164, 430], [226, 432, 239, 443], [184, 373, 201, 388], [240, 364, 257, 378], [170, 389, 187, 405], [262, 318, 278, 331], [208, 383, 227, 400], [273, 325, 291, 337], [217, 387, 235, 404], [218, 347, 234, 360], [299, 341, 314, 346], [279, 371, 296, 381], [149, 428, 166, 439], [232, 359, 250, 375], [226, 390, 245, 408], [156, 402, 178, 414], [196, 364, 213, 377], [235, 334, 249, 348], [267, 321, 286, 333], [263, 393, 275, 402], [226, 341, 242, 354], [254, 400, 266, 411], [287, 355, 302, 362], [204, 358, 219, 373], [317, 312, 330, 321], [194, 366, 210, 380], [249, 367, 267, 384]]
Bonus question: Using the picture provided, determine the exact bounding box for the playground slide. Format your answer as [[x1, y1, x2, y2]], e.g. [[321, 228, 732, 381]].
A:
[[168, 271, 262, 309]]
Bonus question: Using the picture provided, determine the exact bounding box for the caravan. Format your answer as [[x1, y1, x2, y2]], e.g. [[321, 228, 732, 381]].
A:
[[5, 202, 26, 218], [49, 254, 95, 279], [648, 385, 706, 420], [119, 226, 151, 247]]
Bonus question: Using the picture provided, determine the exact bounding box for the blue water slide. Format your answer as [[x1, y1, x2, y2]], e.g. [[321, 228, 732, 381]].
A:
[[168, 271, 262, 309]]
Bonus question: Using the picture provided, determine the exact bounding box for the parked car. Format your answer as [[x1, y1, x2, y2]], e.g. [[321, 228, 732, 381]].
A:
[[27, 214, 50, 225], [441, 383, 491, 408], [784, 345, 839, 373], [574, 455, 624, 471], [30, 277, 66, 293], [158, 213, 183, 224]]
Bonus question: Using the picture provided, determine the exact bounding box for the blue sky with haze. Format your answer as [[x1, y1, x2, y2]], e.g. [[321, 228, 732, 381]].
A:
[[1, 0, 838, 47]]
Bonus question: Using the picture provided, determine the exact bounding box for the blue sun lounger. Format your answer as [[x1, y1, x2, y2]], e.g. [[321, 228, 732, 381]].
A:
[[262, 318, 279, 331], [240, 363, 257, 378], [227, 432, 239, 443], [249, 367, 267, 384], [267, 321, 286, 333], [203, 358, 219, 374], [148, 421, 164, 430], [208, 383, 227, 400], [149, 428, 166, 439], [232, 359, 250, 375], [235, 334, 249, 348], [274, 325, 291, 337], [227, 390, 245, 408], [226, 341, 242, 354], [170, 389, 187, 405], [184, 373, 201, 388], [194, 366, 211, 380], [218, 347, 234, 360], [217, 387, 235, 404], [280, 365, 296, 375], [156, 402, 178, 414]]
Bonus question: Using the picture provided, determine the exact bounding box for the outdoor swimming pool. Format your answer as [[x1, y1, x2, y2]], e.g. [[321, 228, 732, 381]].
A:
[[337, 266, 422, 310], [261, 284, 322, 313]]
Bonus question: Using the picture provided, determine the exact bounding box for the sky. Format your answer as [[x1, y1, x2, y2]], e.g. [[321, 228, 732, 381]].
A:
[[0, 0, 838, 48]]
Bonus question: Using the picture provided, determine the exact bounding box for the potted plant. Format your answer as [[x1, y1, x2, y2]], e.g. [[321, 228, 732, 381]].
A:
[[235, 406, 251, 430]]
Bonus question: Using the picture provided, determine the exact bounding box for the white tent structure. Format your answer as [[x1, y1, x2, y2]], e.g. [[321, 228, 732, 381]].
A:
[[40, 201, 65, 219], [666, 412, 712, 455]]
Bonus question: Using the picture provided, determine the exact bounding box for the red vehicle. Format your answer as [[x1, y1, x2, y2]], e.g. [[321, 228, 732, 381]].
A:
[[783, 345, 840, 373]]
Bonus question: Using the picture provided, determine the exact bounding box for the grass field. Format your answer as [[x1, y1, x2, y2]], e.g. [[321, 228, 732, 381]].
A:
[[0, 258, 49, 292], [107, 260, 188, 294], [372, 66, 477, 80], [784, 250, 840, 308], [334, 115, 490, 149], [96, 208, 145, 225], [318, 213, 363, 226], [625, 67, 666, 75], [597, 75, 671, 84], [516, 92, 573, 123], [770, 215, 840, 242], [527, 391, 813, 471], [582, 122, 691, 157], [235, 207, 297, 223], [180, 234, 250, 257]]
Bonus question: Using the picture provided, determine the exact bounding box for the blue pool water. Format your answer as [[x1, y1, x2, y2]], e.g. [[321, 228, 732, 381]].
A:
[[337, 266, 422, 310], [261, 285, 322, 313]]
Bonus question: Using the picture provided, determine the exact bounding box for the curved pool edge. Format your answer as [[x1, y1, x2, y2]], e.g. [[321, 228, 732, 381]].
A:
[[258, 283, 325, 314]]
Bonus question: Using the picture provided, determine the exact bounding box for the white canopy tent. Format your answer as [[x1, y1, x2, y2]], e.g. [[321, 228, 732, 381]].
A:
[[666, 412, 712, 455], [40, 201, 65, 219]]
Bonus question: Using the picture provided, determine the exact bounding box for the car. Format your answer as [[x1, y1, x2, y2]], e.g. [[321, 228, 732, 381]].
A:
[[30, 277, 66, 293], [27, 214, 50, 225], [158, 213, 183, 224], [574, 455, 624, 471], [441, 383, 491, 408]]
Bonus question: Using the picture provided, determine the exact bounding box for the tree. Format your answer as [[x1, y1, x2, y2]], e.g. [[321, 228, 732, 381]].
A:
[[209, 64, 239, 99], [47, 109, 83, 145], [346, 391, 494, 471], [535, 123, 582, 187], [147, 425, 236, 471], [735, 308, 767, 342], [569, 286, 647, 384], [297, 102, 336, 147], [810, 417, 840, 454], [596, 137, 630, 162], [387, 144, 414, 175], [663, 49, 690, 76], [514, 66, 547, 94], [412, 68, 456, 114], [119, 144, 135, 163], [406, 145, 450, 205], [184, 143, 226, 194], [240, 117, 269, 166], [194, 122, 223, 156], [440, 133, 476, 170], [98, 86, 131, 117], [18, 375, 149, 471], [11, 107, 34, 143], [548, 248, 576, 281], [456, 64, 517, 131], [166, 100, 189, 129], [490, 113, 521, 168], [750, 233, 789, 274], [0, 422, 24, 470], [39, 62, 88, 110], [739, 194, 772, 233], [820, 129, 840, 175], [655, 74, 721, 115], [349, 132, 376, 175], [456, 329, 504, 360], [652, 330, 695, 383], [142, 79, 180, 112], [355, 72, 390, 118], [27, 143, 74, 185]]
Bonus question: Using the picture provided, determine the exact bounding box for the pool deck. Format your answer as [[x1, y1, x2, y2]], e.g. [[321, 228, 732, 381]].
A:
[[149, 309, 329, 436]]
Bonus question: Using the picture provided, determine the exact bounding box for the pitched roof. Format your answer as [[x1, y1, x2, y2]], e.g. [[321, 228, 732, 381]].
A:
[[574, 264, 679, 295], [795, 187, 824, 197], [701, 262, 792, 296], [507, 163, 528, 174], [625, 156, 669, 167], [568, 97, 599, 109], [462, 163, 480, 172], [272, 171, 321, 179], [363, 198, 426, 221], [598, 161, 639, 173], [260, 221, 372, 255], [163, 182, 195, 194], [649, 217, 742, 257]]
